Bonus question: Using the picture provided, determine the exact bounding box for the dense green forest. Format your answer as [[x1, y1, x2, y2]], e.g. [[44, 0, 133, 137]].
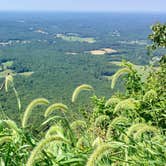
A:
[[0, 21, 165, 165]]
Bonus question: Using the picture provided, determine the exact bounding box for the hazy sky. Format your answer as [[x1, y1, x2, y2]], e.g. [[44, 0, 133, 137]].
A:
[[0, 0, 165, 12]]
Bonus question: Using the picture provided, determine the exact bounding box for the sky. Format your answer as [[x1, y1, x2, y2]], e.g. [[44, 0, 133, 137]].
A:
[[0, 0, 165, 12]]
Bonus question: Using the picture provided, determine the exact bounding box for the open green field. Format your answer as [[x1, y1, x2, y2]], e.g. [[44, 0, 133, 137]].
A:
[[0, 60, 34, 78], [55, 34, 96, 43]]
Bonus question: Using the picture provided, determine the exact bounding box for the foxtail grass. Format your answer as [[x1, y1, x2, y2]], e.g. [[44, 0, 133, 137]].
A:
[[45, 125, 64, 138], [3, 119, 20, 133], [41, 115, 65, 126], [106, 116, 129, 139], [86, 142, 125, 166], [44, 103, 68, 118], [143, 89, 157, 103], [133, 125, 159, 140], [92, 137, 103, 147], [111, 68, 132, 89], [72, 84, 94, 102], [70, 120, 87, 131], [76, 136, 90, 150], [125, 123, 149, 143], [22, 98, 49, 128], [0, 136, 12, 145], [114, 98, 139, 114], [105, 97, 120, 107], [94, 115, 110, 128], [26, 135, 69, 166], [5, 75, 21, 111], [5, 74, 13, 92]]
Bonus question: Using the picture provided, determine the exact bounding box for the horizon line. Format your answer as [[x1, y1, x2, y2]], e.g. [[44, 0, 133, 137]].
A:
[[0, 10, 166, 14]]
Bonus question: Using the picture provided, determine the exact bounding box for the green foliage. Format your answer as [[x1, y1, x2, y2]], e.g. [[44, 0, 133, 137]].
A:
[[123, 61, 144, 96], [149, 23, 166, 49], [111, 61, 144, 96], [0, 23, 165, 165], [91, 95, 112, 122], [0, 63, 165, 165]]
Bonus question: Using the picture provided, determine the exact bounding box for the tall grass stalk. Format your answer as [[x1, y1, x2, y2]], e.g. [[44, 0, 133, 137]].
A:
[[72, 84, 94, 102], [22, 98, 49, 128]]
